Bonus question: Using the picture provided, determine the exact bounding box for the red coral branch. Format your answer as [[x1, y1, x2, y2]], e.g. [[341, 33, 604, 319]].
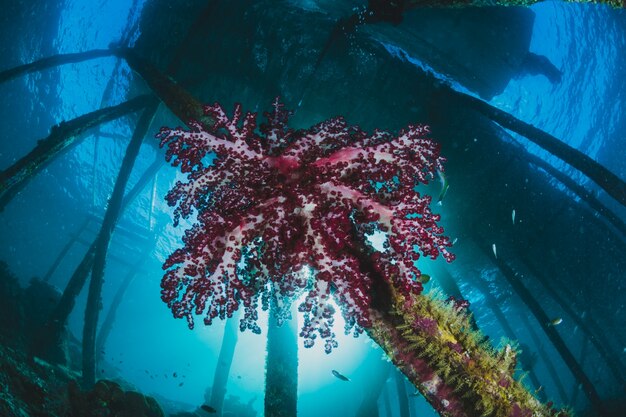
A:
[[159, 99, 454, 351]]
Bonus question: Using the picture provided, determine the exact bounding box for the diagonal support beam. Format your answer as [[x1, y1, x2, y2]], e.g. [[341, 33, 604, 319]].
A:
[[0, 94, 153, 211], [0, 48, 120, 84], [82, 99, 159, 388], [441, 88, 626, 208]]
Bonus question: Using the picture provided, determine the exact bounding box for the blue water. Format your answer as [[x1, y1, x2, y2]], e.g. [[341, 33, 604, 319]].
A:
[[0, 1, 625, 416], [494, 2, 626, 215]]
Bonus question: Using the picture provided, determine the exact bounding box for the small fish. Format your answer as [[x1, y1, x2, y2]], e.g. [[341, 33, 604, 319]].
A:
[[410, 391, 421, 397], [492, 243, 497, 259], [331, 370, 350, 381], [178, 382, 184, 387], [436, 170, 449, 205], [512, 209, 516, 225], [173, 372, 177, 378], [452, 237, 458, 245], [547, 318, 563, 326], [419, 274, 431, 284], [201, 405, 217, 413]]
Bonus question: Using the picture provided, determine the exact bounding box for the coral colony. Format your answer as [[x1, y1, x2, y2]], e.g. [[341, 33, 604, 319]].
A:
[[158, 98, 454, 353]]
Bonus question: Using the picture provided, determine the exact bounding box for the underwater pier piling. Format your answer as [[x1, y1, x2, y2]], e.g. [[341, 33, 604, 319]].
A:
[[0, 94, 153, 212], [82, 99, 159, 388], [435, 87, 626, 209], [355, 356, 392, 417], [438, 266, 548, 401], [394, 372, 411, 417], [460, 269, 556, 403], [121, 48, 209, 125], [517, 252, 626, 386], [94, 259, 143, 356], [102, 233, 157, 337], [42, 217, 91, 283], [95, 215, 160, 358], [265, 303, 298, 417], [366, 285, 561, 417], [470, 238, 607, 416], [516, 312, 570, 406], [569, 337, 590, 407], [507, 137, 626, 242], [210, 310, 241, 417], [0, 48, 119, 84]]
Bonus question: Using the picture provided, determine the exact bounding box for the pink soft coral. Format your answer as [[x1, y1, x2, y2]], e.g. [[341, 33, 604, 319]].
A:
[[158, 98, 453, 352]]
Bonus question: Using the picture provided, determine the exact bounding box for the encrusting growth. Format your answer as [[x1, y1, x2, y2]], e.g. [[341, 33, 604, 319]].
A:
[[367, 287, 569, 417]]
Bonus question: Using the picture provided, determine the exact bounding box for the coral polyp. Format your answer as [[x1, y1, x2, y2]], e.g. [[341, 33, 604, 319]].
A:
[[158, 98, 453, 351]]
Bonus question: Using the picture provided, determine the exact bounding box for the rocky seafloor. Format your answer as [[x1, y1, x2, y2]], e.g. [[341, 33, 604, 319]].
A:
[[0, 261, 253, 417]]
